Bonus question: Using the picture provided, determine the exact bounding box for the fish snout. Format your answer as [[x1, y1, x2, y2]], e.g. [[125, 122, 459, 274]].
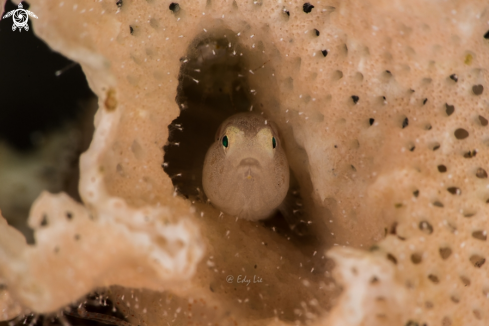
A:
[[237, 158, 262, 180]]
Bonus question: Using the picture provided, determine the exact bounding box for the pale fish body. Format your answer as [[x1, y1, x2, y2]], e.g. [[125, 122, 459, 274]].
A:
[[202, 113, 289, 221]]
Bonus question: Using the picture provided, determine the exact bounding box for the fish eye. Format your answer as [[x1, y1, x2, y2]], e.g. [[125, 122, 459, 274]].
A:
[[222, 135, 229, 148], [272, 137, 276, 149]]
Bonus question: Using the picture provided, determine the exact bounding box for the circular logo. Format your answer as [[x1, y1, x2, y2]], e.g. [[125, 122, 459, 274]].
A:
[[226, 275, 234, 283], [14, 11, 28, 26], [2, 3, 38, 32]]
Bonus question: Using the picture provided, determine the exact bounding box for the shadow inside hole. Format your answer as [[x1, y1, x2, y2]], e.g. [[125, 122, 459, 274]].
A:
[[163, 29, 327, 247], [163, 32, 252, 200]]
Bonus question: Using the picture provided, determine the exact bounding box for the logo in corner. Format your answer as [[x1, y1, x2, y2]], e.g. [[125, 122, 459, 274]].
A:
[[2, 3, 38, 32]]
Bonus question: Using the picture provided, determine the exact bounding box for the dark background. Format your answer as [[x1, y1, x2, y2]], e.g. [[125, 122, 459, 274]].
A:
[[0, 0, 93, 150]]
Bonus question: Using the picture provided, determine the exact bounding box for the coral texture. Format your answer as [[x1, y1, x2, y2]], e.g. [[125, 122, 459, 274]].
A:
[[0, 0, 488, 326]]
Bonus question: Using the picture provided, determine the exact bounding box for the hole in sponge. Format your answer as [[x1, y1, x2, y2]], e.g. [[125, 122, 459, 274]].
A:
[[470, 255, 486, 268], [428, 274, 440, 284], [479, 115, 488, 126], [410, 253, 422, 264], [450, 295, 459, 303], [447, 187, 461, 195], [303, 2, 314, 13], [386, 253, 397, 264], [463, 149, 477, 158], [433, 201, 444, 208], [402, 117, 409, 128], [439, 247, 452, 259], [169, 2, 180, 13], [163, 29, 334, 321], [472, 230, 487, 241], [164, 28, 327, 253], [460, 275, 471, 286], [454, 128, 469, 139], [445, 103, 454, 116], [419, 221, 433, 234], [472, 84, 484, 95], [476, 168, 488, 179]]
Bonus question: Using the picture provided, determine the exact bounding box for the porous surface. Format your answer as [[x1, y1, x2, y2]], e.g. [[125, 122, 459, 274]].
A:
[[0, 0, 488, 325]]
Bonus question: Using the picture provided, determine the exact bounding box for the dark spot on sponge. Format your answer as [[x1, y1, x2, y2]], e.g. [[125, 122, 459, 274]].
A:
[[386, 253, 397, 264], [445, 104, 454, 116], [402, 117, 409, 128], [351, 95, 359, 104], [476, 168, 488, 179], [479, 115, 488, 126], [472, 84, 484, 95], [321, 49, 328, 57], [428, 274, 440, 284], [454, 128, 469, 140], [169, 2, 180, 13], [463, 149, 477, 158], [303, 2, 314, 13]]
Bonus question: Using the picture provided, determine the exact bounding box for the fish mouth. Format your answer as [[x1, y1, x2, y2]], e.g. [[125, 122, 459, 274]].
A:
[[238, 157, 261, 168], [237, 158, 261, 180]]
